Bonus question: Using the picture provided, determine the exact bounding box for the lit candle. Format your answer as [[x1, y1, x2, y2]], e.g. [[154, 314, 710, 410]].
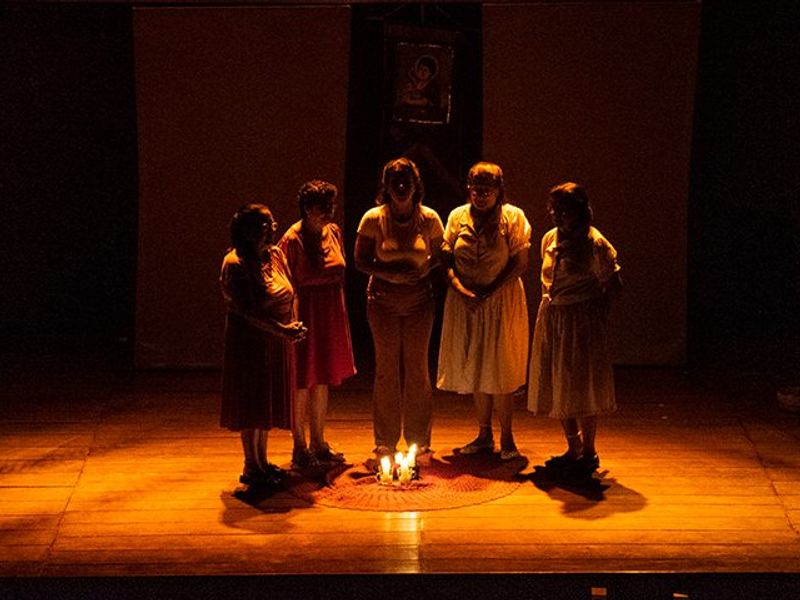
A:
[[398, 456, 411, 485], [407, 444, 417, 468], [395, 452, 403, 467], [380, 456, 393, 485]]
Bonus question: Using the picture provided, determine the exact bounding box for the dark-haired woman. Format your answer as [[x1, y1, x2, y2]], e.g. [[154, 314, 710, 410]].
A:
[[355, 158, 444, 464], [528, 182, 622, 475], [279, 180, 356, 468], [438, 162, 531, 460], [220, 203, 307, 485]]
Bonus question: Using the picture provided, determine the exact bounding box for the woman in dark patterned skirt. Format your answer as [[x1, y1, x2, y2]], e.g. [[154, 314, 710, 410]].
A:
[[220, 203, 307, 486]]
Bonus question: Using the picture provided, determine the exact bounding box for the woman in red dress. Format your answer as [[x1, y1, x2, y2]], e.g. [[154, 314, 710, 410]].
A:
[[279, 181, 356, 467], [220, 203, 307, 485]]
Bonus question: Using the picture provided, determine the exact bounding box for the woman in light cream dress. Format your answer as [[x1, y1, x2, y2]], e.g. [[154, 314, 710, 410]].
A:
[[528, 182, 621, 475], [437, 162, 531, 460]]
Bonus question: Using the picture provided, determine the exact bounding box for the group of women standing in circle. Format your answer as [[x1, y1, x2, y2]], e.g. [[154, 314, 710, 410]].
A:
[[219, 157, 621, 486]]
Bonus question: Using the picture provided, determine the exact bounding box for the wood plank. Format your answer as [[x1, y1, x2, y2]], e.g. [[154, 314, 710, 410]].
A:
[[51, 531, 420, 551], [40, 559, 422, 576], [2, 367, 800, 577], [0, 529, 57, 546], [421, 529, 800, 545]]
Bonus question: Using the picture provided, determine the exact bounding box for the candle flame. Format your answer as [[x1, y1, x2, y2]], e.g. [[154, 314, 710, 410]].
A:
[[380, 456, 392, 477], [408, 444, 417, 467]]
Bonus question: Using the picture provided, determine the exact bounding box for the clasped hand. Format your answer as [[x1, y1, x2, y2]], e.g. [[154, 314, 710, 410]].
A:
[[281, 321, 308, 342], [453, 278, 494, 309]]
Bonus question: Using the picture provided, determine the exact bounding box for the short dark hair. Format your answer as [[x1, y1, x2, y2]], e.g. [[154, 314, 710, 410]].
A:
[[467, 162, 506, 205], [548, 182, 593, 228], [375, 157, 425, 206], [297, 180, 337, 219], [230, 203, 273, 259]]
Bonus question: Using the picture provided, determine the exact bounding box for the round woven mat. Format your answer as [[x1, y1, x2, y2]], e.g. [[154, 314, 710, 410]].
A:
[[287, 453, 526, 512]]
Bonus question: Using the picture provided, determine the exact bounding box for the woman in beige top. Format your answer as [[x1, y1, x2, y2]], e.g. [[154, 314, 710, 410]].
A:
[[528, 182, 622, 476], [355, 158, 444, 465], [438, 162, 531, 460]]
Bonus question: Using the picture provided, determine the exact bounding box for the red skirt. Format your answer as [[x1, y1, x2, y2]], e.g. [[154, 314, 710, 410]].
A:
[[295, 283, 356, 389], [220, 313, 294, 431]]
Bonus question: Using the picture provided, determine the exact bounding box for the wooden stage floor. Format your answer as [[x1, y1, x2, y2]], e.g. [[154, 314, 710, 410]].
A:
[[2, 363, 800, 595]]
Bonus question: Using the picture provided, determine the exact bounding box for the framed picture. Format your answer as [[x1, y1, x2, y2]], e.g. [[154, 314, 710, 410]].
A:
[[391, 42, 454, 125]]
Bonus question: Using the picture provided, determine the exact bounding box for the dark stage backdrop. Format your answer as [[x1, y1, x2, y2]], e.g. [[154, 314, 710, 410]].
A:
[[133, 6, 351, 367], [133, 2, 698, 369], [484, 2, 700, 365]]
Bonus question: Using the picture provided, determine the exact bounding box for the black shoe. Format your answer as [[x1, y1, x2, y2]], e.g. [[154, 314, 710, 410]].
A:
[[574, 454, 600, 474], [239, 471, 263, 485], [314, 445, 346, 464], [544, 452, 580, 471], [292, 447, 320, 469]]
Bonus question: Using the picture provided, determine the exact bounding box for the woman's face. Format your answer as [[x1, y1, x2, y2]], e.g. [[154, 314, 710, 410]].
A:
[[255, 209, 277, 252], [550, 202, 580, 234], [468, 181, 500, 213], [387, 170, 415, 206], [304, 199, 335, 233]]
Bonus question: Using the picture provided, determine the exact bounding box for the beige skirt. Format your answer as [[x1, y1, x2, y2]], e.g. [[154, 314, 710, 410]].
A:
[[527, 297, 616, 419], [437, 278, 529, 395]]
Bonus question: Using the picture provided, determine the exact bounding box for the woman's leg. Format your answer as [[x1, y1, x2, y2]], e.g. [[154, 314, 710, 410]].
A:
[[400, 304, 435, 450], [494, 393, 516, 452], [560, 418, 583, 458], [474, 392, 493, 434], [240, 429, 260, 476], [308, 384, 329, 451], [255, 428, 269, 470], [579, 415, 598, 458], [292, 388, 309, 450], [367, 301, 403, 453], [457, 392, 494, 454]]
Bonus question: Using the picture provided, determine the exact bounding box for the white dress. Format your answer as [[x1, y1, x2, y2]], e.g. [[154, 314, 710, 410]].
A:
[[527, 226, 621, 418], [437, 203, 531, 395]]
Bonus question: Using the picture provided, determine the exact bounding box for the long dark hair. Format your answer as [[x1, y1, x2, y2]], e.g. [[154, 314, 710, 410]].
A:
[[548, 182, 593, 231], [230, 203, 273, 260], [375, 157, 425, 206]]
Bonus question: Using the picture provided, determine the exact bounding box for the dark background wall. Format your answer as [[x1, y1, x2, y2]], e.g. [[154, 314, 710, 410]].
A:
[[483, 2, 698, 365], [1, 5, 138, 361], [688, 2, 800, 376], [133, 6, 351, 368], [2, 2, 799, 376]]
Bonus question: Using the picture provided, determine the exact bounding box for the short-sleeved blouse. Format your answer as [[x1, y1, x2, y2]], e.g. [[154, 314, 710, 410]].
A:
[[278, 221, 356, 388], [278, 222, 346, 288], [357, 204, 444, 309], [219, 246, 295, 431], [220, 246, 295, 324], [540, 226, 621, 306], [442, 203, 531, 288]]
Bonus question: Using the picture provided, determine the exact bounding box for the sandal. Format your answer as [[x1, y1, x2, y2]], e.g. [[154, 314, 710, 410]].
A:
[[365, 446, 396, 472], [414, 446, 434, 465], [500, 447, 521, 461], [457, 436, 495, 455]]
